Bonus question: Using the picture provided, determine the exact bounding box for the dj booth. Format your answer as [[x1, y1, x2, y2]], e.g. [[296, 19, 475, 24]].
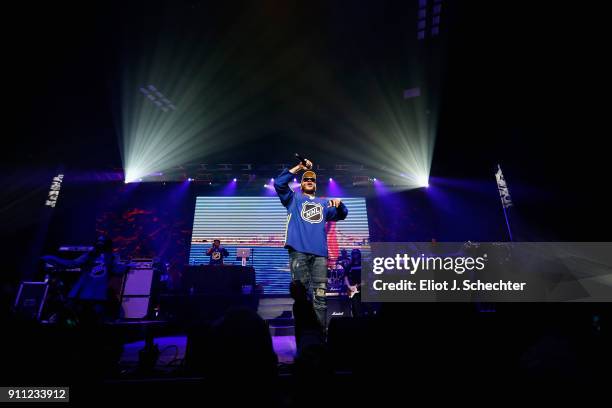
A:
[[181, 265, 256, 295]]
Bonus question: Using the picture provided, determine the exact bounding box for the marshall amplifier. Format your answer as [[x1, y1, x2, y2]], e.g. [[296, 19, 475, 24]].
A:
[[120, 258, 155, 319], [326, 292, 351, 322]]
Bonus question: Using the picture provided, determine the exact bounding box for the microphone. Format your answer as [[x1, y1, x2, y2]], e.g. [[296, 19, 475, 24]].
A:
[[294, 153, 312, 169]]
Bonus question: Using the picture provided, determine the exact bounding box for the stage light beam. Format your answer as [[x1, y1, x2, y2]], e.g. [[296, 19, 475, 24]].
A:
[[418, 175, 429, 188]]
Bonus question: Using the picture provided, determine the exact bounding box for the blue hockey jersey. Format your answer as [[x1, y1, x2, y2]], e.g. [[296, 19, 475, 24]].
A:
[[274, 168, 348, 257]]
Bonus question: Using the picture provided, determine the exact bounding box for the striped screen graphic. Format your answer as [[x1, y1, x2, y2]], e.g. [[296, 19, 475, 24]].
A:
[[189, 197, 370, 294]]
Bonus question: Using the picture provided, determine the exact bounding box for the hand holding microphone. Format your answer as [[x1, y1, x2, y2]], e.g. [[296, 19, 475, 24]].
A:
[[294, 153, 313, 171]]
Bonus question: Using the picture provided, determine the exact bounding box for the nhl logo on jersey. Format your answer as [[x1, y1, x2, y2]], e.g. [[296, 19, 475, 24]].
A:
[[89, 263, 107, 278], [301, 201, 323, 224]]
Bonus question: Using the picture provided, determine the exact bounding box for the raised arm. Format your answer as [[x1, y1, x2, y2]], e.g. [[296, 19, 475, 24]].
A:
[[273, 169, 294, 207], [273, 159, 312, 207]]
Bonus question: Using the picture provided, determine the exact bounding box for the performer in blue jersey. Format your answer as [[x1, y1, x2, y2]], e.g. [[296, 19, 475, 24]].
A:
[[41, 236, 130, 324], [274, 157, 348, 328], [206, 239, 230, 265]]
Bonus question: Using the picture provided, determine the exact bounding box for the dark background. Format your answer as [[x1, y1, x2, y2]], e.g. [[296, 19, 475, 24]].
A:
[[1, 1, 607, 285]]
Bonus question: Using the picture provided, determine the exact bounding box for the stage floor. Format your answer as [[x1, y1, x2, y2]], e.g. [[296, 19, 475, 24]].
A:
[[120, 334, 296, 371]]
